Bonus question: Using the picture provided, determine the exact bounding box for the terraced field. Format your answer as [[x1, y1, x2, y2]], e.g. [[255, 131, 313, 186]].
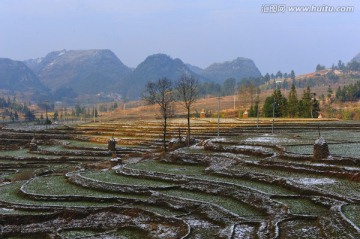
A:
[[1, 119, 360, 238]]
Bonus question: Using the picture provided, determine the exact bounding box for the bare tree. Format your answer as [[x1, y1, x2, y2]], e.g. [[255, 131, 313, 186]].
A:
[[175, 74, 199, 146], [143, 78, 174, 151]]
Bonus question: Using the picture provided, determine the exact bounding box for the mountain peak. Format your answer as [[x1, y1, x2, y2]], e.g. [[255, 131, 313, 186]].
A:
[[0, 58, 48, 93], [202, 57, 262, 83], [24, 49, 131, 95]]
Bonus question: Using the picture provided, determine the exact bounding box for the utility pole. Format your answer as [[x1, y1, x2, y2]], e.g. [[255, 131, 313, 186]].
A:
[[45, 100, 48, 129], [272, 99, 275, 134], [256, 92, 259, 129], [217, 96, 221, 137], [93, 104, 96, 123], [272, 81, 281, 134], [233, 90, 237, 110]]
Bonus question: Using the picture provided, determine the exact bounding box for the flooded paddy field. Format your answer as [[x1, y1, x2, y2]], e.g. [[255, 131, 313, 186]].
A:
[[1, 119, 360, 238]]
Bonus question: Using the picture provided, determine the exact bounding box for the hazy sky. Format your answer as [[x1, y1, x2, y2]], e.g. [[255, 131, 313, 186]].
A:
[[1, 0, 359, 75]]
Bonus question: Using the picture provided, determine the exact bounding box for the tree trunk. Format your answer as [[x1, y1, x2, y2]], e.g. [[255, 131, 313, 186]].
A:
[[163, 114, 167, 151], [187, 107, 190, 146]]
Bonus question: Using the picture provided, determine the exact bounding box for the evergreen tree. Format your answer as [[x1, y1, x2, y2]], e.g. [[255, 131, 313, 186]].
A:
[[276, 71, 283, 79], [316, 64, 325, 72], [263, 96, 274, 117], [249, 105, 255, 117], [53, 111, 59, 121], [290, 70, 296, 80], [338, 60, 345, 70], [298, 86, 319, 118], [75, 103, 82, 117], [262, 89, 287, 117], [264, 73, 271, 82], [327, 85, 333, 99], [288, 84, 298, 118], [14, 111, 19, 121]]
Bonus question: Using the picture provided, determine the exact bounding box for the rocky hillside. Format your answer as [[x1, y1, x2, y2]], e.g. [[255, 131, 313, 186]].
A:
[[124, 54, 201, 98], [11, 50, 263, 100], [201, 57, 262, 83], [0, 58, 48, 93], [25, 49, 132, 95]]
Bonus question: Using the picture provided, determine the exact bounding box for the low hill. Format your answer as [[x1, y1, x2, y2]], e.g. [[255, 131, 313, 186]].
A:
[[202, 57, 262, 83]]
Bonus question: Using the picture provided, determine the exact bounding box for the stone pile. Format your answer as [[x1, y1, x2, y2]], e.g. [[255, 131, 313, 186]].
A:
[[313, 137, 330, 160]]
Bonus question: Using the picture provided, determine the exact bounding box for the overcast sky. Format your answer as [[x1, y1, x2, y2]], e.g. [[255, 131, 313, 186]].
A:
[[0, 0, 359, 75]]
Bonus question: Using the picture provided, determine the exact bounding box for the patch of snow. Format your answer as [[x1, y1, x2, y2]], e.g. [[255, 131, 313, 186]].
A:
[[244, 136, 295, 144], [315, 137, 327, 145], [186, 219, 213, 227], [0, 208, 14, 212], [211, 137, 227, 142], [190, 144, 204, 150], [296, 178, 336, 185], [110, 157, 121, 162], [344, 166, 360, 171], [112, 165, 122, 170], [235, 145, 264, 151], [233, 224, 255, 238]]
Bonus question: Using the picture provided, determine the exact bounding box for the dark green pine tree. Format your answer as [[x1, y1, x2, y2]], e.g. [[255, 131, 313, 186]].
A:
[[53, 111, 59, 121], [249, 105, 255, 117], [299, 86, 313, 118], [288, 84, 298, 118], [290, 70, 296, 80], [299, 87, 311, 117], [273, 88, 288, 117], [263, 89, 288, 117], [263, 96, 274, 117]]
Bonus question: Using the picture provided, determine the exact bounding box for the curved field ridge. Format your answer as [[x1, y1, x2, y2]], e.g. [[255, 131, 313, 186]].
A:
[[1, 119, 360, 238]]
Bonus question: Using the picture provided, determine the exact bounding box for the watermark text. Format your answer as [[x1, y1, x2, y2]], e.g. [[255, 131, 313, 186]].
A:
[[261, 4, 355, 13]]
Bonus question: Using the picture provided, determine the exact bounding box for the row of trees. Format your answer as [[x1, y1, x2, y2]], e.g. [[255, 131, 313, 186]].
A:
[[143, 75, 324, 150], [262, 85, 320, 118], [263, 70, 296, 82], [316, 60, 360, 73], [335, 81, 360, 102], [199, 76, 267, 98], [143, 75, 199, 150], [0, 96, 37, 122]]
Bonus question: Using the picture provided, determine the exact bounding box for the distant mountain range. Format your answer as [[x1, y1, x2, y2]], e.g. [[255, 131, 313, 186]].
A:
[[1, 49, 263, 101], [25, 49, 132, 96]]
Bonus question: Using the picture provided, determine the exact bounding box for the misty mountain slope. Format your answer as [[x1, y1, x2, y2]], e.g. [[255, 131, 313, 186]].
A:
[[186, 63, 204, 75], [202, 57, 262, 83], [352, 52, 360, 63], [25, 49, 132, 94], [0, 58, 48, 92], [124, 54, 202, 98]]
